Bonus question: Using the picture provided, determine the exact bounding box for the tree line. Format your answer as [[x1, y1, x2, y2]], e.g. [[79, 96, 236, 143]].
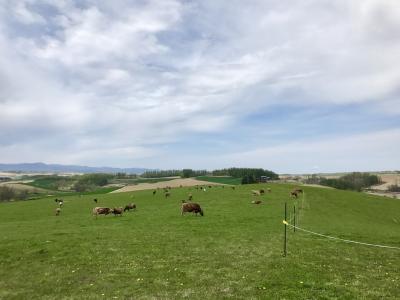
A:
[[0, 186, 29, 202], [141, 169, 208, 178], [212, 168, 279, 184], [305, 172, 381, 192]]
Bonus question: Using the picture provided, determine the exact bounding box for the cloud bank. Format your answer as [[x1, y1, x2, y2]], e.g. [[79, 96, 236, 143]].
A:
[[0, 0, 399, 172]]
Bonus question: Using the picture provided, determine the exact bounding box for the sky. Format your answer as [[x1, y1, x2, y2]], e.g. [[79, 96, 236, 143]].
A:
[[0, 0, 399, 173]]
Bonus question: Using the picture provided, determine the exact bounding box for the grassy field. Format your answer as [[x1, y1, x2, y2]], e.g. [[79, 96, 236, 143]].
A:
[[25, 176, 74, 190], [23, 176, 120, 196], [196, 176, 242, 185], [0, 184, 399, 299]]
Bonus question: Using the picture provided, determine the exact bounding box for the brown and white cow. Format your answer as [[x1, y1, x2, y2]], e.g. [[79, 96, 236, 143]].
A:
[[124, 203, 136, 212], [92, 207, 112, 217], [112, 207, 123, 216]]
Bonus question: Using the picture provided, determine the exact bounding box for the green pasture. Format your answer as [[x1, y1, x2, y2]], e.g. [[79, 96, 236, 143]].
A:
[[0, 184, 399, 299], [25, 176, 74, 190]]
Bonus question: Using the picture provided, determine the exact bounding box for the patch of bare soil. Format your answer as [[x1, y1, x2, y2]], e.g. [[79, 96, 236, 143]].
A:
[[371, 174, 400, 191], [110, 178, 226, 193]]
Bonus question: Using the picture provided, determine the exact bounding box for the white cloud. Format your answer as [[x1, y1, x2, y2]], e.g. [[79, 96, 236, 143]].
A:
[[0, 0, 399, 170], [220, 128, 400, 173], [12, 1, 46, 24]]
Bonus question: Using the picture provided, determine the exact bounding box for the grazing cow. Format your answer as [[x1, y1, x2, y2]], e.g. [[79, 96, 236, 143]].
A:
[[58, 200, 64, 207], [92, 207, 112, 217], [188, 193, 193, 201], [252, 190, 261, 196], [251, 200, 262, 204], [153, 190, 156, 196], [259, 189, 265, 195], [93, 198, 98, 203], [112, 207, 123, 216], [181, 202, 204, 216], [55, 207, 61, 216], [291, 188, 303, 198], [165, 192, 171, 198], [124, 203, 136, 212]]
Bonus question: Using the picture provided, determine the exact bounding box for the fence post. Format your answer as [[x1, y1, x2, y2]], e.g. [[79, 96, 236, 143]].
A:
[[293, 205, 296, 233], [283, 202, 287, 257]]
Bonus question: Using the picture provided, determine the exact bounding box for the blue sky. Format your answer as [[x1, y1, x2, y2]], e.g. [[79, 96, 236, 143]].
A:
[[0, 0, 399, 173]]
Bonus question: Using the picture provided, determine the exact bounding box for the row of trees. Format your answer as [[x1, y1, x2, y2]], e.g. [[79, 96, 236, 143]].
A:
[[317, 172, 381, 191], [142, 168, 279, 182], [212, 168, 279, 181], [73, 173, 114, 192], [141, 169, 208, 178], [0, 186, 29, 202], [141, 170, 183, 178], [388, 185, 400, 192]]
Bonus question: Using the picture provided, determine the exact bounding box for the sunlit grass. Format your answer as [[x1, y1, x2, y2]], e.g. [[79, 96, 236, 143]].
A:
[[0, 184, 399, 299]]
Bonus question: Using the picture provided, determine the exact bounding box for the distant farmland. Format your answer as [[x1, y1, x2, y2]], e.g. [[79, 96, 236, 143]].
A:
[[0, 183, 399, 299], [196, 176, 242, 185]]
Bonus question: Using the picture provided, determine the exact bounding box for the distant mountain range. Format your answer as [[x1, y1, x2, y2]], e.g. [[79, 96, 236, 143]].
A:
[[0, 162, 149, 174]]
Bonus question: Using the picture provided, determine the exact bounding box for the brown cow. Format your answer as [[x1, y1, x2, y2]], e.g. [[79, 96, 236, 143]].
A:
[[291, 188, 303, 198], [259, 189, 265, 195], [112, 207, 123, 216], [181, 202, 204, 216], [124, 203, 136, 212], [92, 207, 112, 217]]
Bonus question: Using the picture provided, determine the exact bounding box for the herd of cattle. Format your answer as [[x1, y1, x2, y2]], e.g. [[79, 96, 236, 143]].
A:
[[92, 203, 136, 217], [54, 185, 304, 218]]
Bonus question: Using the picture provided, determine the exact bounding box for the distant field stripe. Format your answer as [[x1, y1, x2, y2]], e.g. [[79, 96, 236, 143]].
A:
[[196, 176, 242, 185]]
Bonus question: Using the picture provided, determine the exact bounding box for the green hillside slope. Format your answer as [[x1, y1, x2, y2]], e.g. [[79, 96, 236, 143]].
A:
[[0, 184, 399, 299]]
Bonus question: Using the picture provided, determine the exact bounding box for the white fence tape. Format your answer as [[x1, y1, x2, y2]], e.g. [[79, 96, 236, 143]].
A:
[[283, 220, 400, 250]]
